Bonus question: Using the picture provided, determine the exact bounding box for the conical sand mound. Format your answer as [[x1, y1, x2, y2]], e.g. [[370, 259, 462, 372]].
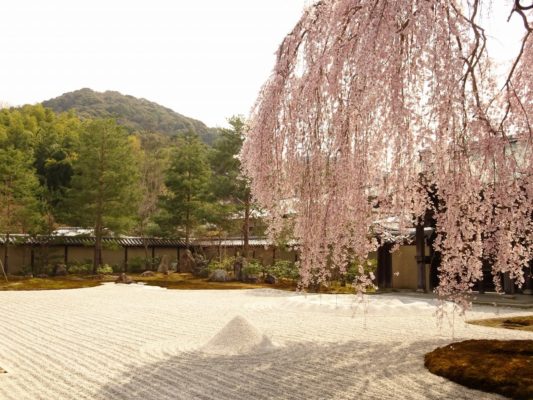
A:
[[202, 316, 276, 356]]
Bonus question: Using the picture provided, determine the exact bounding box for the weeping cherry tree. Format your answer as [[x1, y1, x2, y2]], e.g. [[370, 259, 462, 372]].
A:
[[241, 0, 532, 311]]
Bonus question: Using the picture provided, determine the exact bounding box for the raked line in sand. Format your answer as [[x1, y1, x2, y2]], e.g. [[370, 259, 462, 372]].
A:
[[0, 283, 531, 400]]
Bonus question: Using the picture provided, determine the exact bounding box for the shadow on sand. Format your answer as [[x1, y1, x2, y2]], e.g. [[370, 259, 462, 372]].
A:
[[95, 339, 497, 400]]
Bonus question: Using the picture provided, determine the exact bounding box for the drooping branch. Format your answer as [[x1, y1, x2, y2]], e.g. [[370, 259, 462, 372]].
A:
[[242, 0, 532, 311]]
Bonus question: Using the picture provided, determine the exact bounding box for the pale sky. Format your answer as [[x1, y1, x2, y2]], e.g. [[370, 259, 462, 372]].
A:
[[0, 0, 525, 127]]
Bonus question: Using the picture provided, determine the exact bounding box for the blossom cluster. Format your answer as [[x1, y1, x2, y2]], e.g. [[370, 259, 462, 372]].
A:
[[241, 0, 532, 310]]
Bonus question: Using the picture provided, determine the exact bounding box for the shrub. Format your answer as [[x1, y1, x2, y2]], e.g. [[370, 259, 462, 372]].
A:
[[128, 257, 160, 273], [111, 264, 122, 273], [242, 261, 262, 278], [208, 256, 236, 273], [67, 263, 93, 275], [270, 260, 300, 281], [96, 264, 113, 275], [345, 258, 377, 283], [15, 265, 33, 276]]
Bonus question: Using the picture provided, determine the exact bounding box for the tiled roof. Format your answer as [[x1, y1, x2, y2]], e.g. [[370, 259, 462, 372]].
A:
[[0, 235, 187, 247], [195, 237, 298, 248]]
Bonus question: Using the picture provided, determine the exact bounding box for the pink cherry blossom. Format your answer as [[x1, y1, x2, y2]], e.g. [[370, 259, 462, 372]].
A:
[[241, 0, 532, 312]]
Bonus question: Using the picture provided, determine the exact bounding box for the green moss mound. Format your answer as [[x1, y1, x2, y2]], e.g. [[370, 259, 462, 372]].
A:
[[425, 339, 533, 400], [468, 316, 533, 332]]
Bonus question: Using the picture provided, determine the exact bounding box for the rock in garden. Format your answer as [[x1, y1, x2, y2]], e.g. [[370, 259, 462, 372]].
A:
[[233, 254, 246, 281], [180, 249, 195, 273], [265, 274, 277, 284], [209, 269, 228, 282], [140, 270, 155, 277], [157, 255, 170, 275], [192, 253, 208, 277], [115, 273, 134, 284], [246, 275, 259, 284], [53, 264, 68, 276], [36, 274, 49, 279], [0, 367, 6, 374]]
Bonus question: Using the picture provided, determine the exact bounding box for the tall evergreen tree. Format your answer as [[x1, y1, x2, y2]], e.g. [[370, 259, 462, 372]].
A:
[[158, 131, 210, 246], [132, 134, 169, 266], [0, 147, 41, 272], [66, 119, 140, 272], [209, 116, 253, 256]]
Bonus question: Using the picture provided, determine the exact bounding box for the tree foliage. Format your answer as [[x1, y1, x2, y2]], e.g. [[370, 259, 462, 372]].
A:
[[209, 116, 254, 248], [158, 131, 211, 244], [242, 0, 532, 309], [43, 88, 218, 145], [0, 148, 41, 235], [66, 119, 140, 270]]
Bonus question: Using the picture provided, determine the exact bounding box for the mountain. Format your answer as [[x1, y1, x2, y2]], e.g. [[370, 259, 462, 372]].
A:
[[42, 88, 218, 145]]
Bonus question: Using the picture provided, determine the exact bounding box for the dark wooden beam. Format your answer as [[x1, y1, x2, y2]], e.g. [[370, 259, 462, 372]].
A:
[[30, 246, 35, 274], [523, 261, 532, 295], [415, 220, 427, 293], [124, 247, 129, 273]]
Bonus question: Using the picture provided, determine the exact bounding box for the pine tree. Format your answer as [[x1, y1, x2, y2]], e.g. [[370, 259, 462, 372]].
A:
[[209, 116, 253, 256], [66, 119, 140, 272], [158, 131, 210, 246]]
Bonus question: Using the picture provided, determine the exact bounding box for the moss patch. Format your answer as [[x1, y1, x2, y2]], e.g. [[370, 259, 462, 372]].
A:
[[0, 276, 101, 291], [133, 273, 297, 290], [0, 272, 373, 293], [468, 316, 533, 332], [425, 339, 533, 400]]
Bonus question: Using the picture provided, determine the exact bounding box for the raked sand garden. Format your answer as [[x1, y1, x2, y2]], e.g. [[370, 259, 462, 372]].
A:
[[0, 284, 531, 400]]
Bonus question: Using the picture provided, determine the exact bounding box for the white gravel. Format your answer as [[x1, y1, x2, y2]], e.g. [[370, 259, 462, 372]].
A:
[[0, 283, 531, 400]]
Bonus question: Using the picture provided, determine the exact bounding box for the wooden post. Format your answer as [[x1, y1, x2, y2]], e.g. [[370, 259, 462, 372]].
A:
[[272, 247, 277, 265], [3, 233, 9, 274], [64, 245, 69, 265], [415, 220, 427, 293], [0, 259, 7, 282], [523, 261, 532, 295], [30, 247, 35, 274], [124, 247, 129, 273], [503, 272, 515, 294], [478, 270, 486, 294], [377, 242, 393, 289]]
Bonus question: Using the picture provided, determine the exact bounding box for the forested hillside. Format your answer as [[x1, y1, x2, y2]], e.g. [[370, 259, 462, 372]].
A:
[[43, 88, 218, 145]]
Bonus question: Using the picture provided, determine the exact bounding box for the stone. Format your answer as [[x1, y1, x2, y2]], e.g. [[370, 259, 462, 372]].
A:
[[36, 274, 49, 279], [53, 264, 68, 276], [265, 274, 277, 284], [170, 262, 178, 272], [192, 253, 208, 277], [192, 253, 209, 278], [0, 367, 6, 374], [233, 254, 245, 281], [115, 273, 134, 284], [246, 275, 259, 284], [180, 250, 196, 273], [209, 269, 229, 282], [140, 270, 155, 277], [157, 255, 170, 275]]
